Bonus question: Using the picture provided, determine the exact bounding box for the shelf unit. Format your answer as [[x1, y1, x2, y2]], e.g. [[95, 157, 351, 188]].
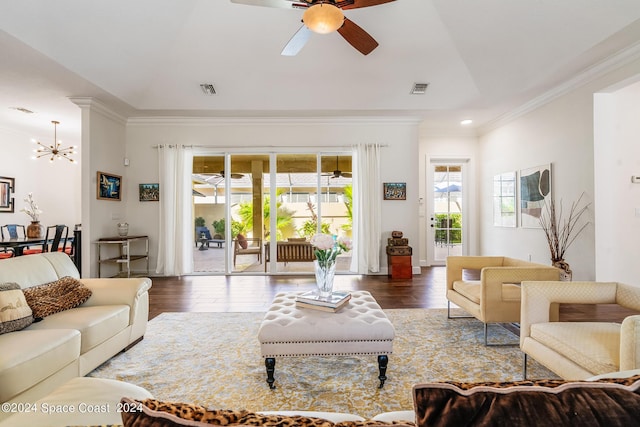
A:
[[96, 235, 149, 278]]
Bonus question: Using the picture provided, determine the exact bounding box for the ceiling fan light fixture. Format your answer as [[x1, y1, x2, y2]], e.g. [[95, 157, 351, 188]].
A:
[[303, 3, 344, 34]]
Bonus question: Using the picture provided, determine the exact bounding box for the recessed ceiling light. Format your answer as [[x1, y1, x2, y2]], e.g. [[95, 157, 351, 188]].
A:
[[200, 84, 216, 96], [460, 119, 473, 125], [9, 107, 34, 114], [410, 83, 429, 95]]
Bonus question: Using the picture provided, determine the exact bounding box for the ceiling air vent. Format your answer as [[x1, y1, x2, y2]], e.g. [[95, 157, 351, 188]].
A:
[[9, 107, 35, 114], [200, 84, 216, 96], [410, 83, 429, 95]]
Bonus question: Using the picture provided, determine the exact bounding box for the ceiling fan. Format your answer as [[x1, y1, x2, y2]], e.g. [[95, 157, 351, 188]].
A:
[[323, 156, 352, 178], [195, 171, 245, 183], [230, 0, 396, 56]]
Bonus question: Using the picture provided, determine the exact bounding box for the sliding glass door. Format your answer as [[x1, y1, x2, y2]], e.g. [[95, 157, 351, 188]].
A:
[[319, 154, 352, 273], [192, 155, 227, 273], [192, 152, 353, 275]]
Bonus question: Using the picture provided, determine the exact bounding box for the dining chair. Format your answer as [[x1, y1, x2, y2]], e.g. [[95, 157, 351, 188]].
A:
[[44, 224, 71, 254], [1, 224, 26, 239], [1, 224, 26, 258]]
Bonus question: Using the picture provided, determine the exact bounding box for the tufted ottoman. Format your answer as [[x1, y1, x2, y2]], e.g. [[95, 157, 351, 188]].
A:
[[258, 290, 395, 389]]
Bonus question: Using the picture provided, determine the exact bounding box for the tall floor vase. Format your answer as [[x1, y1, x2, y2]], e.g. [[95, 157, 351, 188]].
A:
[[314, 260, 336, 298]]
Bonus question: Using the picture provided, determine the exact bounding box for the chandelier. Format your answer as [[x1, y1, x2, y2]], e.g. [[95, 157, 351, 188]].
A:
[[33, 120, 77, 163], [303, 3, 344, 34]]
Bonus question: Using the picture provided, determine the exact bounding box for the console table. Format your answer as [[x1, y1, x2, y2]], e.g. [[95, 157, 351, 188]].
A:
[[96, 235, 149, 278]]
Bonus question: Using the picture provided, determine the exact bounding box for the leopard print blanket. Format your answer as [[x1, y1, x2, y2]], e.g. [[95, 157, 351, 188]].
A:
[[120, 398, 415, 427]]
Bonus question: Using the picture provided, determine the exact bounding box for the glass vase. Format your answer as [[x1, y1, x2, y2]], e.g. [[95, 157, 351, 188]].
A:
[[117, 222, 129, 237], [314, 260, 336, 298]]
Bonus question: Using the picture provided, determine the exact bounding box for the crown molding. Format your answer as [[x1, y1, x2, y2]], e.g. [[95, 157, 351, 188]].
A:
[[479, 40, 640, 135], [126, 115, 423, 127], [419, 126, 479, 139], [68, 97, 127, 125]]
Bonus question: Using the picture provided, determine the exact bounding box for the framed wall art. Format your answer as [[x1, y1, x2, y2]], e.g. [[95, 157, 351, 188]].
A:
[[493, 171, 517, 227], [519, 164, 551, 228], [0, 176, 15, 212], [383, 182, 406, 200], [97, 171, 122, 201], [139, 183, 159, 202]]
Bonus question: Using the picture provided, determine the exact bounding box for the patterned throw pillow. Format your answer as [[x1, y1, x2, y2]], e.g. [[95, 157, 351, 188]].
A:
[[0, 282, 33, 334], [23, 276, 92, 319]]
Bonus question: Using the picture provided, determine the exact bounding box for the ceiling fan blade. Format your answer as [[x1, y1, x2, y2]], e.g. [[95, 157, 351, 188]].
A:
[[230, 0, 308, 9], [192, 174, 211, 184], [340, 0, 396, 10], [281, 25, 312, 56], [342, 172, 352, 178], [337, 18, 378, 55]]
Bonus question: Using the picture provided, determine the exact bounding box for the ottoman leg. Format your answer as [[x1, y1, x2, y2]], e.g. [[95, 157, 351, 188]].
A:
[[265, 357, 276, 389], [377, 355, 388, 388]]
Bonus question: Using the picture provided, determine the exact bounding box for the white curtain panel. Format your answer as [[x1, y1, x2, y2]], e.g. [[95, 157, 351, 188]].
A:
[[352, 144, 382, 274], [157, 145, 194, 276]]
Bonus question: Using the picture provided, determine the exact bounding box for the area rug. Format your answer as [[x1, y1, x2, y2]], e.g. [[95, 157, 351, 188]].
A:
[[88, 309, 557, 418]]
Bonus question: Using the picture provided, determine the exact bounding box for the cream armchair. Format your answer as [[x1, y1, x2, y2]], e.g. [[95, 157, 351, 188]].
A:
[[520, 281, 640, 380], [446, 256, 560, 345]]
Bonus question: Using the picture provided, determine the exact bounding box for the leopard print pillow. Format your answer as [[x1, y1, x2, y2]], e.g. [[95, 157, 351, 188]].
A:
[[120, 398, 415, 427], [23, 276, 92, 319]]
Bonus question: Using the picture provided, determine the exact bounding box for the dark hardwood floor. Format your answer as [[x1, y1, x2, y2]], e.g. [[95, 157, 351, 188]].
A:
[[147, 267, 638, 322]]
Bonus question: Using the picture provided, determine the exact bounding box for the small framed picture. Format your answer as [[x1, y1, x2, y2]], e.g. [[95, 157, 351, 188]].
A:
[[0, 176, 15, 212], [139, 183, 159, 202], [384, 182, 406, 200], [97, 171, 122, 201]]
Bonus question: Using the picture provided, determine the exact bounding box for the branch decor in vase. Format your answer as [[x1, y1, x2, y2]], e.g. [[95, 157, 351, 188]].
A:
[[310, 233, 352, 297], [538, 193, 590, 281], [21, 192, 44, 238]]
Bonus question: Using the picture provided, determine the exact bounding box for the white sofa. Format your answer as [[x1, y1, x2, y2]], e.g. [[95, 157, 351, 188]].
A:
[[0, 252, 151, 419]]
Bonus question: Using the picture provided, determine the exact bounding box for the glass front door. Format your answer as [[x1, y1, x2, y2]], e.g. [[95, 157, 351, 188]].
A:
[[431, 164, 464, 264]]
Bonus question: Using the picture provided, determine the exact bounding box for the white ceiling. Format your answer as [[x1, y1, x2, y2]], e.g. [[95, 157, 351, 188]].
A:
[[1, 0, 640, 143]]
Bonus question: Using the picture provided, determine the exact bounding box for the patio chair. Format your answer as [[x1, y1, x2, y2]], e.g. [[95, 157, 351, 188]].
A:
[[233, 236, 262, 267]]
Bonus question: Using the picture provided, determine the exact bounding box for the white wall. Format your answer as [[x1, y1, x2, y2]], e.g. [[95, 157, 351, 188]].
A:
[[124, 117, 421, 275], [74, 99, 128, 277], [594, 78, 640, 282], [478, 57, 640, 280], [0, 126, 80, 235]]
